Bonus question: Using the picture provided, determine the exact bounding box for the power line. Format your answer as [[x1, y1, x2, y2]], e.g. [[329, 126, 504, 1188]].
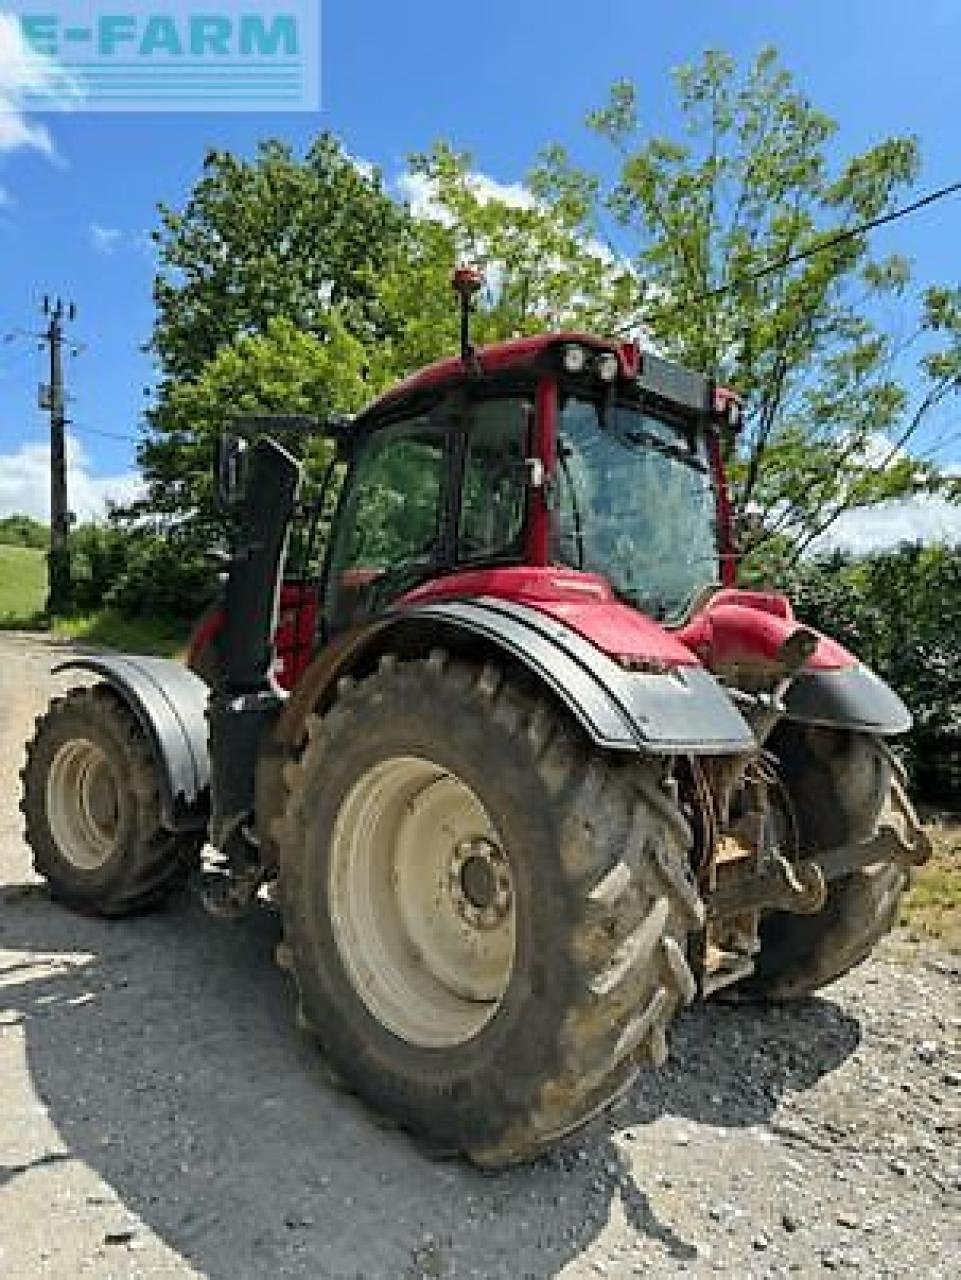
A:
[[69, 421, 140, 444], [614, 176, 961, 333]]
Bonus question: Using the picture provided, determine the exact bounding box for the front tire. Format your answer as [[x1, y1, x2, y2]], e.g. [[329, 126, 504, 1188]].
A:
[[277, 652, 703, 1166], [741, 726, 918, 999], [20, 685, 201, 916]]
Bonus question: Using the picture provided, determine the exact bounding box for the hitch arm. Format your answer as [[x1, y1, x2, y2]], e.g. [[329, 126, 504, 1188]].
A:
[[706, 778, 931, 921]]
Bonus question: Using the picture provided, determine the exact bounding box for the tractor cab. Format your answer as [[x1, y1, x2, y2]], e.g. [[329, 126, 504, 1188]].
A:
[[241, 326, 744, 692], [321, 335, 740, 636]]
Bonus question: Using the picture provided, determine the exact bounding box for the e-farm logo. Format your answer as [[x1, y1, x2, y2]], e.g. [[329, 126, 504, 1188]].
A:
[[8, 2, 320, 111]]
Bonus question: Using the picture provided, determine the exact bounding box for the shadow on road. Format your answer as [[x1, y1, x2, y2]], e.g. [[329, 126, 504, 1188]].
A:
[[0, 885, 861, 1279]]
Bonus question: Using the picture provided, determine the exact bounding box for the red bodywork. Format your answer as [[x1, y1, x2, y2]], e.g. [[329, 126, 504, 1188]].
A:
[[189, 574, 856, 693], [373, 332, 638, 412], [188, 335, 857, 692]]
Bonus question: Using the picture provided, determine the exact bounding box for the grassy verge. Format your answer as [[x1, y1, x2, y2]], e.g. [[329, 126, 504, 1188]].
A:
[[900, 819, 961, 953], [0, 544, 46, 624], [51, 610, 191, 658]]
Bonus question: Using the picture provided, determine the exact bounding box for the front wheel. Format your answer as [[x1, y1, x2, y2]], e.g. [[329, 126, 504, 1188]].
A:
[[739, 726, 923, 1000], [20, 685, 201, 916], [276, 652, 704, 1166]]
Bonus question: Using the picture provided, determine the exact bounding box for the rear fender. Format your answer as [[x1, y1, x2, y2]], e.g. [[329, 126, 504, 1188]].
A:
[[270, 597, 755, 758], [256, 597, 755, 866], [52, 655, 210, 832]]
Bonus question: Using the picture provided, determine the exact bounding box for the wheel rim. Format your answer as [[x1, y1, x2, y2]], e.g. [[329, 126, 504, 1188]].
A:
[[46, 739, 120, 871], [328, 756, 516, 1049]]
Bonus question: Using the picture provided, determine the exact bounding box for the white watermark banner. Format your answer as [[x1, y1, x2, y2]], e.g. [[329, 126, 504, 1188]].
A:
[[3, 1, 320, 111]]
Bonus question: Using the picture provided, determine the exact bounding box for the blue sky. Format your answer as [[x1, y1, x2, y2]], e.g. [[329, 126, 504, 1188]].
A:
[[1, 0, 960, 540]]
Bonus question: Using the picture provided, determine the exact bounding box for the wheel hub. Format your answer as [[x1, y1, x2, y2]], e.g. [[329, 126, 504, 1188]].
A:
[[46, 738, 120, 871], [449, 838, 512, 928]]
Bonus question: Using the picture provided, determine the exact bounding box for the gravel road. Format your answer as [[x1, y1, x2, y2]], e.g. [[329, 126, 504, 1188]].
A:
[[0, 632, 958, 1279]]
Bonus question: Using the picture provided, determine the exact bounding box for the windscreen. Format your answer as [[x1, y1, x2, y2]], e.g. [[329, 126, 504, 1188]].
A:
[[555, 396, 719, 621]]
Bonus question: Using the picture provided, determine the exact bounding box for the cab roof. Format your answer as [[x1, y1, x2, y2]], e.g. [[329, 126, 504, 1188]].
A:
[[353, 332, 740, 431], [363, 332, 623, 416]]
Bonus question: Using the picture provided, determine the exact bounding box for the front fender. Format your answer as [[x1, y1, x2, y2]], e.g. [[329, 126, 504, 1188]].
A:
[[52, 654, 210, 831], [784, 664, 912, 736]]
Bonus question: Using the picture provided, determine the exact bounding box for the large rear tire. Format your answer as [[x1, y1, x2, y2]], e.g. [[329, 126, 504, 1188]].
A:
[[20, 685, 202, 916], [740, 726, 916, 1000], [276, 652, 704, 1166]]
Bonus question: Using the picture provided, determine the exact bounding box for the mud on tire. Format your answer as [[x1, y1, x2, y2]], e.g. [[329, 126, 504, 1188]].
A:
[[276, 652, 704, 1167], [741, 725, 913, 1000], [20, 684, 202, 916]]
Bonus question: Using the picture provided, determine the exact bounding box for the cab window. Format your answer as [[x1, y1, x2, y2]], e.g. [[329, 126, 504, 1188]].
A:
[[325, 416, 447, 630], [457, 397, 530, 564]]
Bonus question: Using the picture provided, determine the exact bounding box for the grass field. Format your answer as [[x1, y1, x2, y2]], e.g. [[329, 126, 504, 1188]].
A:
[[53, 609, 190, 657], [0, 544, 46, 624], [0, 545, 188, 655], [901, 819, 961, 953]]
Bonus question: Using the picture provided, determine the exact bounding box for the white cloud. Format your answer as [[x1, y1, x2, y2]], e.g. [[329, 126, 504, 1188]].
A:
[[0, 13, 74, 156], [89, 224, 155, 259], [90, 223, 122, 255], [345, 151, 376, 182], [0, 434, 142, 523], [396, 168, 535, 226], [811, 495, 961, 556]]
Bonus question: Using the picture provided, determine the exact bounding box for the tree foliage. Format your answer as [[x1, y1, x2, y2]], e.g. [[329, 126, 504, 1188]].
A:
[[68, 522, 215, 619], [134, 51, 960, 571], [782, 545, 961, 796], [138, 135, 408, 537], [0, 514, 48, 549], [536, 48, 961, 558]]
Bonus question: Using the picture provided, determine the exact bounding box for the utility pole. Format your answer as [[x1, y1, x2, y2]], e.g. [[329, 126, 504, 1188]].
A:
[[40, 296, 75, 614]]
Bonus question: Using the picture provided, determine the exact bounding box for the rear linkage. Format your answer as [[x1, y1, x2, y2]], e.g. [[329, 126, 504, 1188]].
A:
[[689, 628, 928, 996]]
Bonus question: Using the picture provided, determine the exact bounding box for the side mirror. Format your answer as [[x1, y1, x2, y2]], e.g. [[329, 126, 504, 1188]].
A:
[[215, 433, 249, 508]]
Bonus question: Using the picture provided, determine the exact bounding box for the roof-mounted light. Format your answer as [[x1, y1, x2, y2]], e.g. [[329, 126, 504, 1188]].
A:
[[561, 343, 587, 374], [713, 386, 743, 431], [596, 352, 619, 383]]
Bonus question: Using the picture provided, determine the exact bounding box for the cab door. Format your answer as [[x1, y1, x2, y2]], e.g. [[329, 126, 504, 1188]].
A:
[[321, 405, 456, 635]]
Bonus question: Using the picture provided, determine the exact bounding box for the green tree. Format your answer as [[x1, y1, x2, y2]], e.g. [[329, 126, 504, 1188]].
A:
[[0, 514, 48, 549], [139, 135, 409, 537], [782, 544, 961, 793], [535, 48, 961, 560], [136, 53, 961, 566], [134, 315, 370, 536], [383, 142, 638, 367]]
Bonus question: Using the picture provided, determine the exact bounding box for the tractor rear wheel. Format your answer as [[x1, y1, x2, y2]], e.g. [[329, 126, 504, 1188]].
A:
[[20, 685, 201, 916], [276, 652, 703, 1166], [739, 726, 918, 1000]]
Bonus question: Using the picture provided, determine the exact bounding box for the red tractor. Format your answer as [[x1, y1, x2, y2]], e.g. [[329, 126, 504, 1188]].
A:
[[21, 278, 929, 1167]]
